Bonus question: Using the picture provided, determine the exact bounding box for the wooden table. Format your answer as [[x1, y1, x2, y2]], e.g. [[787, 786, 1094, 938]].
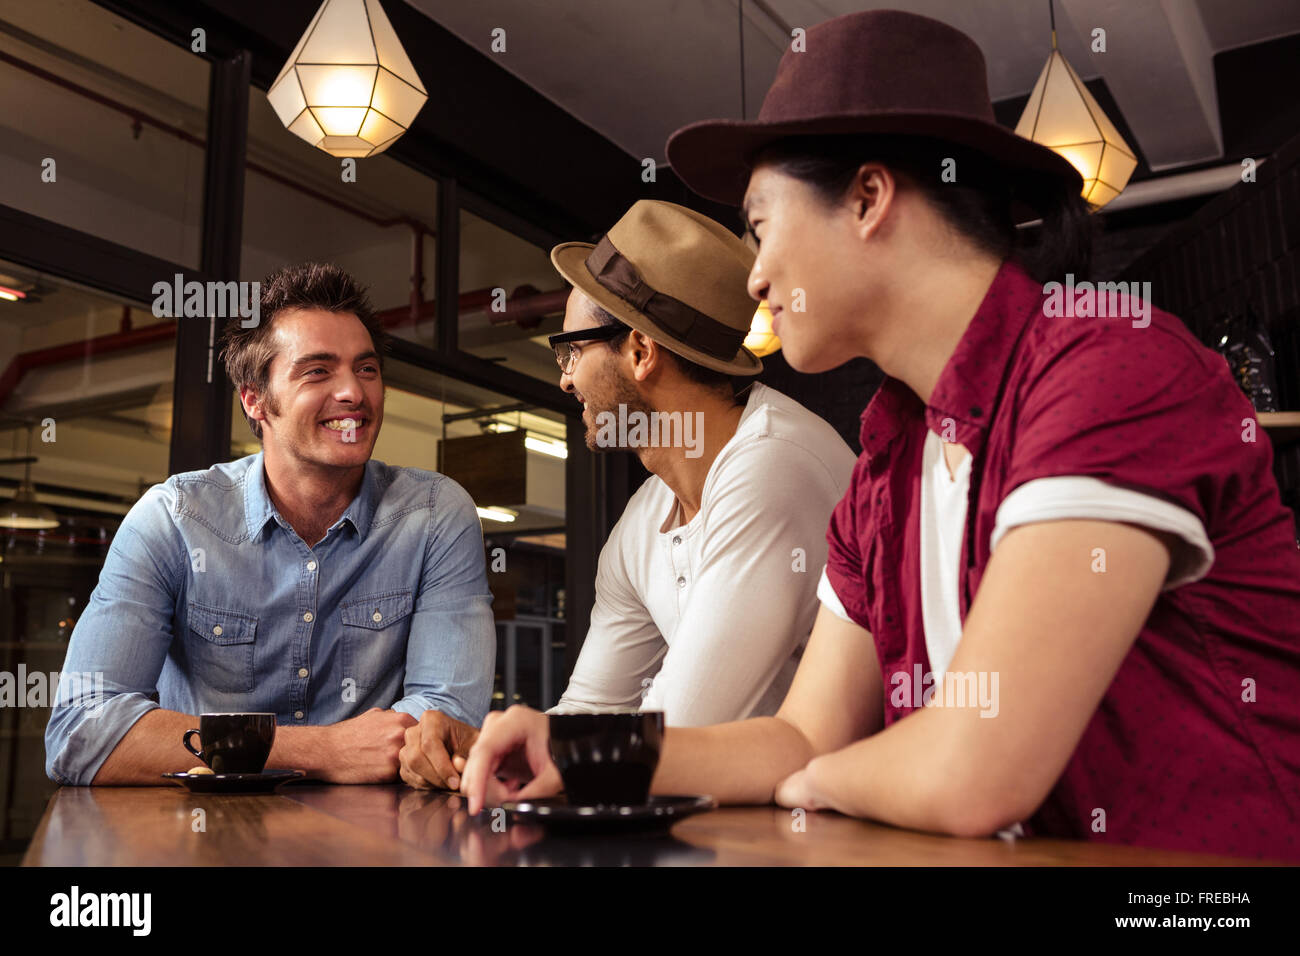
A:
[[22, 782, 1263, 866]]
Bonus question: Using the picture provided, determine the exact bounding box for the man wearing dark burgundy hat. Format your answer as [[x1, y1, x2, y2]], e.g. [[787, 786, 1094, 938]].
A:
[[399, 200, 854, 787], [461, 10, 1300, 860]]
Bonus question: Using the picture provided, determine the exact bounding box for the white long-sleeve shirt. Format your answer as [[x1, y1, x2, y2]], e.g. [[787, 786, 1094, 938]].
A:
[[552, 383, 857, 726]]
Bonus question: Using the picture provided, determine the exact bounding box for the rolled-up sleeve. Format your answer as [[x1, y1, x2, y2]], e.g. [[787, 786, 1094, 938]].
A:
[[997, 325, 1282, 596], [45, 489, 181, 784], [392, 477, 495, 727], [825, 453, 873, 633]]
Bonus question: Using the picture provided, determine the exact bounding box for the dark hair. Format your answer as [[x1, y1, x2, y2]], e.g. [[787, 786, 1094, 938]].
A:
[[584, 299, 740, 398], [219, 262, 388, 439], [752, 134, 1093, 282]]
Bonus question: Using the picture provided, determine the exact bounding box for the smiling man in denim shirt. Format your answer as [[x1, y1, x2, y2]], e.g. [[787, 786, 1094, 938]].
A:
[[45, 262, 495, 786]]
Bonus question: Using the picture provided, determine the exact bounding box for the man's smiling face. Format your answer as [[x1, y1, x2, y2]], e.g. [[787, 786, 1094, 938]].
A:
[[743, 162, 879, 374], [557, 289, 644, 453], [244, 307, 385, 471]]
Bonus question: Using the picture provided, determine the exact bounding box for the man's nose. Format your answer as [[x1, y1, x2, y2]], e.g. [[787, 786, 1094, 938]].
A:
[[747, 258, 769, 302], [559, 368, 575, 393], [334, 370, 364, 404]]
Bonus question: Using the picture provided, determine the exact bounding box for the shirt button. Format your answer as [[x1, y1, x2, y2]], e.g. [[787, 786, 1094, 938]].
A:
[[672, 536, 682, 546], [297, 667, 309, 678], [676, 576, 686, 588], [303, 611, 313, 623], [212, 625, 223, 636], [372, 611, 383, 622], [306, 561, 317, 572], [294, 710, 304, 720]]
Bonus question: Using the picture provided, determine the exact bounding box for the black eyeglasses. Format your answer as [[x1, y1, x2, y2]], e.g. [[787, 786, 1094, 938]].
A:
[[547, 325, 628, 374]]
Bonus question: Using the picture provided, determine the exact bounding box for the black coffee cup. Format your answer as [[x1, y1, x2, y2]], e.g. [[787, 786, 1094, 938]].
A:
[[183, 713, 276, 774], [548, 711, 664, 806]]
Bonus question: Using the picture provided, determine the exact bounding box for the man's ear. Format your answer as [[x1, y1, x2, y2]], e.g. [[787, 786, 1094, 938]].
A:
[[850, 162, 895, 242], [628, 330, 663, 383], [240, 385, 268, 427]]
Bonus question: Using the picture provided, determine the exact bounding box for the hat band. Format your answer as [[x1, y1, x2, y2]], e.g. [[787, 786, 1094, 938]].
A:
[[584, 235, 746, 361]]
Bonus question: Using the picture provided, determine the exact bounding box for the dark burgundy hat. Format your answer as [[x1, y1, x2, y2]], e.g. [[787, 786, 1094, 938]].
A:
[[666, 9, 1082, 214]]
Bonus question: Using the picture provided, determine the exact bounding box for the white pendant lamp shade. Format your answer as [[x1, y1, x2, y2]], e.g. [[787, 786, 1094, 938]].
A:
[[744, 301, 781, 357], [0, 424, 58, 531], [0, 480, 59, 530], [268, 0, 428, 158], [1015, 49, 1138, 208]]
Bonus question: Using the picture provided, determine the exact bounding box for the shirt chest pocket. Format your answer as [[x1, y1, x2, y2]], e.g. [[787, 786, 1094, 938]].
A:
[[340, 590, 414, 690], [185, 602, 258, 695]]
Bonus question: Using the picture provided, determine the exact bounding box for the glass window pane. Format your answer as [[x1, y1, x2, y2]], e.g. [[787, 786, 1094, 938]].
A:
[[458, 209, 567, 386], [0, 257, 177, 846], [0, 0, 208, 266], [241, 92, 438, 347], [379, 359, 565, 535], [0, 257, 174, 504]]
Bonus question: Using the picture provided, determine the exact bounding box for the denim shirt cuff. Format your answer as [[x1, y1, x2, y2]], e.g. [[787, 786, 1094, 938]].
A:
[[46, 694, 160, 786], [391, 695, 480, 728]]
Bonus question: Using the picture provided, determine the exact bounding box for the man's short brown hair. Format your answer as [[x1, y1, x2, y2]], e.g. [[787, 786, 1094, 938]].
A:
[[219, 262, 388, 439]]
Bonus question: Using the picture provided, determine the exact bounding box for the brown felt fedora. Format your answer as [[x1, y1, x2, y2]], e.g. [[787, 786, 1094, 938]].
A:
[[550, 200, 762, 376], [666, 9, 1082, 216]]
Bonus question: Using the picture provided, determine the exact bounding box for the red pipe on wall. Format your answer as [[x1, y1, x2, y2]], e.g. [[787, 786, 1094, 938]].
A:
[[0, 321, 176, 408]]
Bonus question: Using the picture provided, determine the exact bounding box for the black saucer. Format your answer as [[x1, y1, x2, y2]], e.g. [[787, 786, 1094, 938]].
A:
[[161, 769, 306, 794], [501, 794, 716, 832]]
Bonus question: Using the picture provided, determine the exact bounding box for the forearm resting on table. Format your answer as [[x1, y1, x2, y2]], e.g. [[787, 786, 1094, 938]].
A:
[[803, 707, 1016, 836], [650, 716, 814, 805], [803, 700, 1077, 837], [91, 709, 331, 785], [802, 521, 1172, 835]]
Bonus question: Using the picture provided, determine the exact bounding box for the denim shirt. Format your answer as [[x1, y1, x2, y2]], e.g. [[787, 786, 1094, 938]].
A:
[[45, 452, 495, 785]]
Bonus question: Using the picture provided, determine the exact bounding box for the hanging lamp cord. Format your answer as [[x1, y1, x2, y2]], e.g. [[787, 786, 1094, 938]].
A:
[[738, 0, 747, 119]]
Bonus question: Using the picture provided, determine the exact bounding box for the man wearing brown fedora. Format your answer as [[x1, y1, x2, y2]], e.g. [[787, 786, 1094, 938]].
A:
[[399, 200, 854, 788], [459, 10, 1300, 860]]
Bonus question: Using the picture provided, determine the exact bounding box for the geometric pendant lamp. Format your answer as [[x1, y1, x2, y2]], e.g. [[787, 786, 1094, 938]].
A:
[[1015, 9, 1137, 208], [267, 0, 427, 158]]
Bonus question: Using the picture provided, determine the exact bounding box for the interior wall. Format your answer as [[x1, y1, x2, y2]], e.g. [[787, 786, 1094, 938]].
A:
[[1120, 129, 1300, 528]]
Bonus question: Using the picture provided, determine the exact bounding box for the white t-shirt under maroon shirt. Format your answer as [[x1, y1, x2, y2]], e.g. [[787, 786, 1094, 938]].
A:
[[818, 429, 1214, 678]]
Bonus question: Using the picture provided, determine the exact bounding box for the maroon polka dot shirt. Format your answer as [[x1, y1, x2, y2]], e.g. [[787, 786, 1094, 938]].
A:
[[825, 258, 1300, 860]]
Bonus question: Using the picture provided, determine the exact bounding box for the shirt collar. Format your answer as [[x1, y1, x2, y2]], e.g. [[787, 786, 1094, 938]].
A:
[[243, 452, 278, 539], [338, 462, 381, 539], [859, 258, 1041, 460], [243, 452, 381, 541]]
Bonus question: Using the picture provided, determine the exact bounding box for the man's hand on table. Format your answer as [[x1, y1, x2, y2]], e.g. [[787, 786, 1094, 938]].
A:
[[398, 709, 480, 790], [314, 707, 416, 783], [458, 704, 563, 815]]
